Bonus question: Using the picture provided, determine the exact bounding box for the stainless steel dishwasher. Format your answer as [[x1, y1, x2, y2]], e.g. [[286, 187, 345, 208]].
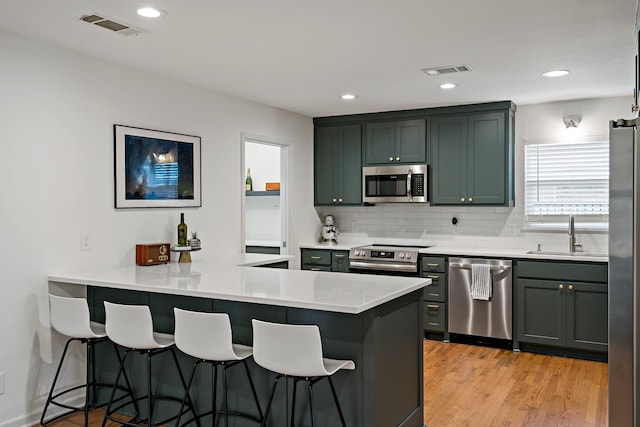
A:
[[448, 257, 513, 340]]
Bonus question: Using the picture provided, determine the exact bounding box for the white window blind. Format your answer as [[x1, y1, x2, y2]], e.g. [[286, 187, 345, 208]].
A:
[[524, 139, 609, 224]]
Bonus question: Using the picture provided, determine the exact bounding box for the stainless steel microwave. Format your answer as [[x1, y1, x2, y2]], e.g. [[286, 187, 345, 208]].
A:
[[362, 164, 427, 204]]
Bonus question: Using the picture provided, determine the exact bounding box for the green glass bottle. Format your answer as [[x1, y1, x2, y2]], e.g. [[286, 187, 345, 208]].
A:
[[177, 213, 188, 246], [245, 168, 253, 191]]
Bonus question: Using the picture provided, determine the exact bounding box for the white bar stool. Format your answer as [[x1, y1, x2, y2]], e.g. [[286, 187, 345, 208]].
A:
[[173, 308, 263, 426], [40, 294, 137, 426], [101, 302, 198, 427], [251, 319, 355, 427]]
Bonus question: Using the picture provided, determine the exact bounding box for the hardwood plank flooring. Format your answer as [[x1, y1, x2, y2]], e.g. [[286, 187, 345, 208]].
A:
[[41, 340, 609, 427], [423, 340, 608, 427]]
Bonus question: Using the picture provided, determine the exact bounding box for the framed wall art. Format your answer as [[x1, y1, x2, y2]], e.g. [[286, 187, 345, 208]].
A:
[[114, 124, 201, 208]]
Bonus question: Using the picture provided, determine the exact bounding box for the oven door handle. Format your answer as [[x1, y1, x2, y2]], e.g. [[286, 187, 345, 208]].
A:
[[407, 169, 412, 201], [349, 260, 418, 273]]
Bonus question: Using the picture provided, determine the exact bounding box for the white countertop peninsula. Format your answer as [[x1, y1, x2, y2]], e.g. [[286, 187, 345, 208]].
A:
[[49, 253, 428, 426], [48, 253, 430, 314]]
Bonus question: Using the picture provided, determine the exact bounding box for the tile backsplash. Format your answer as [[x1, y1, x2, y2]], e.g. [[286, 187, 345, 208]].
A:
[[316, 205, 608, 253]]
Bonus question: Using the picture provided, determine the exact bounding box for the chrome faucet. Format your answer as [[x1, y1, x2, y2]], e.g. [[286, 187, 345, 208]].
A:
[[568, 215, 582, 253]]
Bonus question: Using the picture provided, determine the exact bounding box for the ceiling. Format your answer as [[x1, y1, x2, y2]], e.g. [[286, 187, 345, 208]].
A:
[[0, 0, 636, 117]]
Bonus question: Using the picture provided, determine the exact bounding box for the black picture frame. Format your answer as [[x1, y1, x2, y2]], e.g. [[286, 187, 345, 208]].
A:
[[114, 124, 202, 208]]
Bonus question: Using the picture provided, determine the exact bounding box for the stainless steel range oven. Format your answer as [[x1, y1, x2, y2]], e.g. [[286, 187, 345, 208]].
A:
[[348, 244, 430, 276]]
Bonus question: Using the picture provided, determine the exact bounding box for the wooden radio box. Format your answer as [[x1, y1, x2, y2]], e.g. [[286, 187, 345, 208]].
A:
[[136, 243, 170, 266]]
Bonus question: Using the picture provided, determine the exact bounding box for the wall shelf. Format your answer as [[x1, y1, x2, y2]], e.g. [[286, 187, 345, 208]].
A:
[[246, 190, 280, 196]]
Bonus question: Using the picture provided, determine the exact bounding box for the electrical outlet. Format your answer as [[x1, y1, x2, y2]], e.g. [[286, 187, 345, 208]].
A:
[[0, 372, 5, 395], [81, 233, 91, 251]]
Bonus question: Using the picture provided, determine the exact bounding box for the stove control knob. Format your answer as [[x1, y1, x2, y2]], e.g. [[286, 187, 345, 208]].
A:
[[353, 250, 359, 256], [405, 253, 412, 260], [399, 253, 405, 258]]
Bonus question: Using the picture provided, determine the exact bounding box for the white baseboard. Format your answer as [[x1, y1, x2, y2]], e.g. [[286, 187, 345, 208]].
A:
[[0, 390, 84, 427]]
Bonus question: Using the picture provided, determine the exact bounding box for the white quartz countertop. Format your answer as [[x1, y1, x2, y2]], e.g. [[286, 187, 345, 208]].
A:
[[300, 242, 608, 262], [48, 253, 429, 314]]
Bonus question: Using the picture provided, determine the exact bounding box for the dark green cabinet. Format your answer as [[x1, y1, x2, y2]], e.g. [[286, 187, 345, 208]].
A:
[[516, 261, 608, 353], [420, 255, 448, 337], [314, 124, 362, 206], [365, 119, 426, 165], [331, 250, 350, 272], [431, 111, 512, 206], [301, 248, 350, 272]]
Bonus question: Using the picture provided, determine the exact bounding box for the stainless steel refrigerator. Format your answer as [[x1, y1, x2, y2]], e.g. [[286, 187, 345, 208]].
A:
[[609, 118, 640, 426]]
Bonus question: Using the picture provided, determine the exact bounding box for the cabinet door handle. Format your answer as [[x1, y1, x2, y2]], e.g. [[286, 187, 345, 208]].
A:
[[311, 256, 321, 260], [568, 284, 574, 290], [427, 304, 439, 309], [427, 275, 440, 279], [332, 198, 337, 203], [334, 254, 346, 258], [426, 263, 440, 267], [389, 156, 394, 161], [338, 198, 343, 203], [469, 197, 473, 202], [396, 156, 400, 161], [311, 268, 322, 271], [461, 197, 466, 202], [559, 284, 564, 289], [427, 322, 440, 326]]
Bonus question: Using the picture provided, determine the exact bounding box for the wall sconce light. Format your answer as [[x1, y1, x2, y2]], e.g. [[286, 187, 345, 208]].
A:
[[563, 114, 581, 129]]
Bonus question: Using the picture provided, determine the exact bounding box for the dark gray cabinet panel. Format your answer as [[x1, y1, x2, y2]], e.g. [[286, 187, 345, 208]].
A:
[[566, 282, 608, 352], [424, 302, 446, 332], [431, 111, 512, 206], [517, 278, 565, 346], [365, 119, 426, 165], [430, 116, 467, 204], [331, 250, 350, 272], [516, 261, 608, 353], [467, 112, 506, 204], [302, 248, 350, 273], [314, 124, 362, 206], [420, 255, 448, 337]]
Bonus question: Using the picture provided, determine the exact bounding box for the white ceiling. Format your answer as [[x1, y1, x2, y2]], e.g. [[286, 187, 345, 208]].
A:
[[0, 0, 636, 117]]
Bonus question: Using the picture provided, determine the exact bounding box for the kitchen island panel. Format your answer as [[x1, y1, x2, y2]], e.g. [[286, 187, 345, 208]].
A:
[[83, 286, 425, 427]]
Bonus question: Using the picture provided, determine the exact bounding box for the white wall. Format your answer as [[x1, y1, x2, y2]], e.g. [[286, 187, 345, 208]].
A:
[[0, 30, 317, 426], [320, 96, 631, 252]]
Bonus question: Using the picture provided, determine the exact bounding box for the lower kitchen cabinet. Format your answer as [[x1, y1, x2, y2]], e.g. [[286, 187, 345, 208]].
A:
[[516, 260, 608, 356], [420, 255, 448, 339], [301, 248, 350, 272]]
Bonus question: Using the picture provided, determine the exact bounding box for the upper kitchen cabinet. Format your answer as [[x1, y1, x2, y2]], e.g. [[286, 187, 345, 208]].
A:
[[314, 123, 362, 206], [365, 119, 426, 165], [431, 107, 515, 206]]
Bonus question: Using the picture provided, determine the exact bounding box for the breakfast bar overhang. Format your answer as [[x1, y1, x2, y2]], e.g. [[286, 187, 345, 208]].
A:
[[48, 255, 430, 427]]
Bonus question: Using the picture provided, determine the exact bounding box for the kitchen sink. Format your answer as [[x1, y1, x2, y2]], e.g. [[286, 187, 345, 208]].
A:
[[525, 250, 608, 258]]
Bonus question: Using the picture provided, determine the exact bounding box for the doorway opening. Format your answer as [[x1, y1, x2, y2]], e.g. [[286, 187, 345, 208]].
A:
[[241, 134, 288, 255]]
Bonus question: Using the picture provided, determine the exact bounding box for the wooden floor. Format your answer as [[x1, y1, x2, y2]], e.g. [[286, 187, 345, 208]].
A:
[[424, 340, 608, 427], [42, 340, 608, 427]]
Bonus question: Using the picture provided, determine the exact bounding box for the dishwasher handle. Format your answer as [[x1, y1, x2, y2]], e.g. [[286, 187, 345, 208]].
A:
[[449, 262, 512, 272]]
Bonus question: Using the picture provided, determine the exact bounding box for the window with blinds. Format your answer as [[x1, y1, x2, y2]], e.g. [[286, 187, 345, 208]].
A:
[[524, 139, 609, 225]]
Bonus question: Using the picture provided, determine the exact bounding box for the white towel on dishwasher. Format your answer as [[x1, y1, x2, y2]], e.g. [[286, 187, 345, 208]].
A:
[[471, 264, 492, 300]]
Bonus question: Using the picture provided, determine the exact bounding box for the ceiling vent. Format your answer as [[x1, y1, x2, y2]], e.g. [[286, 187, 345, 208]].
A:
[[421, 65, 472, 76], [79, 14, 144, 36]]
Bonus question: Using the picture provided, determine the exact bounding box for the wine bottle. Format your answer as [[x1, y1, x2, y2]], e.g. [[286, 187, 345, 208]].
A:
[[177, 213, 188, 246], [245, 168, 253, 191]]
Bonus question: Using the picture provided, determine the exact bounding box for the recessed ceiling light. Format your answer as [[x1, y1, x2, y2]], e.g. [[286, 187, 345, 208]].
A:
[[137, 7, 163, 18], [440, 83, 456, 89], [542, 70, 569, 78], [341, 94, 357, 100]]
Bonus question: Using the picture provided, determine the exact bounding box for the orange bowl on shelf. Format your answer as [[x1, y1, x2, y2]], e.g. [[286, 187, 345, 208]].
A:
[[265, 182, 280, 191]]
